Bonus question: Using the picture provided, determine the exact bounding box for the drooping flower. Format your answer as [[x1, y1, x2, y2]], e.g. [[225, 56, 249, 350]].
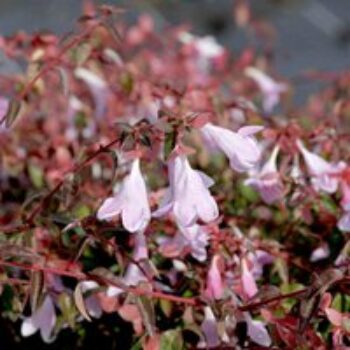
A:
[[97, 159, 151, 232], [244, 313, 272, 347], [75, 67, 109, 119], [205, 254, 224, 300], [338, 212, 350, 232], [80, 281, 103, 319], [201, 123, 263, 172], [199, 306, 220, 349], [241, 258, 258, 299], [245, 146, 284, 204], [158, 224, 209, 262], [153, 155, 218, 227], [310, 244, 330, 262], [21, 296, 57, 343], [296, 140, 340, 193], [245, 66, 287, 113]]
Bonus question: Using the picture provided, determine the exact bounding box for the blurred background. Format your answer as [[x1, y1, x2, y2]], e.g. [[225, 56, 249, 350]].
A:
[[0, 0, 350, 103]]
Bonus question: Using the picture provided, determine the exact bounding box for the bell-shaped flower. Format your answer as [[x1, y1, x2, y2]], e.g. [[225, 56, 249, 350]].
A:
[[158, 224, 209, 262], [310, 244, 330, 262], [297, 140, 339, 193], [205, 254, 224, 300], [75, 67, 109, 119], [97, 159, 151, 232], [241, 258, 258, 299], [340, 181, 350, 211], [80, 281, 103, 319], [201, 123, 263, 172], [338, 212, 350, 232], [199, 306, 220, 349], [245, 146, 284, 204], [153, 155, 218, 227], [245, 66, 287, 113], [244, 313, 272, 347], [21, 295, 56, 343]]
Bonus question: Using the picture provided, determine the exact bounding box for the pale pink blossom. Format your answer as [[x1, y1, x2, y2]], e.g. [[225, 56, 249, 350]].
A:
[[245, 313, 272, 347], [80, 281, 103, 319], [310, 244, 330, 262], [97, 159, 151, 232], [158, 224, 209, 262], [338, 212, 350, 232], [245, 146, 284, 204], [194, 36, 224, 60], [133, 230, 148, 261], [241, 258, 258, 299], [153, 155, 218, 226], [199, 306, 220, 349], [205, 255, 224, 300], [340, 181, 350, 211], [21, 296, 56, 343], [75, 67, 109, 119], [201, 123, 263, 172], [245, 66, 287, 113], [297, 140, 340, 193]]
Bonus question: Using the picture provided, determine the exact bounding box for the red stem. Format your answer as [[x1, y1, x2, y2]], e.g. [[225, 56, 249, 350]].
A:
[[0, 259, 197, 306]]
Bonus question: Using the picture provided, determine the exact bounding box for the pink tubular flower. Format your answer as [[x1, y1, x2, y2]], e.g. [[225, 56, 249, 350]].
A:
[[201, 123, 263, 172], [21, 296, 56, 343], [338, 212, 350, 232], [310, 244, 330, 262], [199, 306, 220, 349], [340, 181, 350, 211], [245, 66, 287, 113], [245, 146, 284, 204], [241, 258, 258, 299], [244, 313, 272, 347], [296, 140, 340, 193], [97, 159, 151, 232], [80, 281, 103, 319], [153, 155, 218, 227], [205, 255, 224, 300]]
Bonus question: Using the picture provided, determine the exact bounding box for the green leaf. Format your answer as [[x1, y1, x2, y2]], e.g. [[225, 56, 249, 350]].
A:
[[238, 181, 259, 202], [160, 330, 184, 350], [120, 72, 134, 94], [57, 292, 77, 328], [164, 130, 177, 160], [28, 163, 44, 189], [159, 299, 172, 318]]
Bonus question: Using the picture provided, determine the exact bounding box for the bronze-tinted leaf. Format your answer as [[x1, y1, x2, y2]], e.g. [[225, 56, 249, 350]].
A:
[[30, 270, 44, 313], [136, 295, 156, 337], [74, 282, 91, 322]]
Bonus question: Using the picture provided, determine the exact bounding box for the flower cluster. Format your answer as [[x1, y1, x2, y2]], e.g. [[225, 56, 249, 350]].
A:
[[0, 4, 349, 349]]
